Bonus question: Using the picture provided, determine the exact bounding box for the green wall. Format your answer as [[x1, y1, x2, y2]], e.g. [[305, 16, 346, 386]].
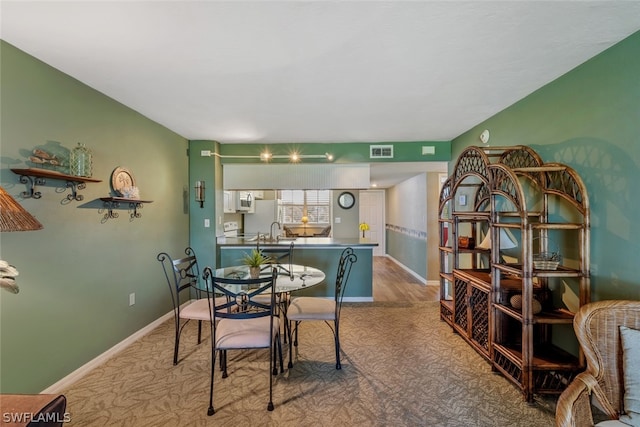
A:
[[0, 41, 190, 393], [451, 30, 640, 301], [386, 230, 427, 279], [188, 140, 220, 269]]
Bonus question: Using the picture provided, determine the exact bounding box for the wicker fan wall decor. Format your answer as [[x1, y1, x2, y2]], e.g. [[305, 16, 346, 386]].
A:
[[0, 186, 43, 232]]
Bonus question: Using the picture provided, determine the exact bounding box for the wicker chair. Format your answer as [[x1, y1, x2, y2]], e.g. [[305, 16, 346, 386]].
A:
[[556, 300, 640, 427]]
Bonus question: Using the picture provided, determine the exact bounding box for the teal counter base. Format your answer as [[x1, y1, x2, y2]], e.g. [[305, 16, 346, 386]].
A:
[[220, 245, 374, 301]]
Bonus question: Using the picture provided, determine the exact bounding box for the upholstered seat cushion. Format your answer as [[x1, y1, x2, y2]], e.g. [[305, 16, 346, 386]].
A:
[[215, 316, 279, 349], [597, 421, 630, 426], [287, 297, 335, 321], [180, 297, 228, 320], [619, 326, 640, 427]]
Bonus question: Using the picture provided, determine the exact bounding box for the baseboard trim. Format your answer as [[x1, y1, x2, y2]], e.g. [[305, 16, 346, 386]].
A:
[[41, 309, 175, 394], [384, 255, 428, 285]]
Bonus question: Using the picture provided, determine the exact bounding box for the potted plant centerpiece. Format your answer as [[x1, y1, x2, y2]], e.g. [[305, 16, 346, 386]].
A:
[[241, 248, 270, 279]]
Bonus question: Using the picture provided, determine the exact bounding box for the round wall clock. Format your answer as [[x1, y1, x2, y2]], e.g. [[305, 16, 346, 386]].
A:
[[338, 191, 355, 209]]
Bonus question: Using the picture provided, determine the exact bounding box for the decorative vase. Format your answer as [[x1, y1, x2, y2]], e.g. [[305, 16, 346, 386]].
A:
[[70, 143, 93, 177], [249, 266, 261, 279]]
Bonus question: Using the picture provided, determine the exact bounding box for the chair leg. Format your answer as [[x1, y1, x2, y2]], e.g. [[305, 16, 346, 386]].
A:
[[268, 336, 274, 411], [277, 333, 284, 374], [208, 348, 216, 416], [197, 320, 203, 344], [173, 332, 180, 366], [272, 341, 278, 375], [335, 320, 341, 370], [288, 321, 298, 369], [222, 350, 228, 378]]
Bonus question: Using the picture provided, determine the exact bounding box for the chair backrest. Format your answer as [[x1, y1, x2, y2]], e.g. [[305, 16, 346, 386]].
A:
[[260, 241, 294, 278], [203, 266, 278, 321], [157, 247, 201, 314], [283, 225, 298, 237], [313, 226, 331, 237], [574, 300, 640, 416], [335, 247, 357, 308]]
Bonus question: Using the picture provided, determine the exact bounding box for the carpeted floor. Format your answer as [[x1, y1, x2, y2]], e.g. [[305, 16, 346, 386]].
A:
[[62, 302, 556, 426]]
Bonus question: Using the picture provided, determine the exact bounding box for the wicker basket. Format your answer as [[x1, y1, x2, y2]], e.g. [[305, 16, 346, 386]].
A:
[[533, 238, 561, 270]]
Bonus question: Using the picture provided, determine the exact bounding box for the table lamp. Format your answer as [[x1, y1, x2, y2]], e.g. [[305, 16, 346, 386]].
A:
[[301, 216, 308, 235]]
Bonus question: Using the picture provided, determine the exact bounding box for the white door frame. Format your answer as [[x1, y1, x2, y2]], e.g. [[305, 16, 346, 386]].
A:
[[359, 190, 385, 256]]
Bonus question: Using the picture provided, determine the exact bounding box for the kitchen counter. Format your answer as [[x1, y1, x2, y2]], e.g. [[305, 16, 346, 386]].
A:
[[218, 237, 377, 301], [217, 236, 378, 248]]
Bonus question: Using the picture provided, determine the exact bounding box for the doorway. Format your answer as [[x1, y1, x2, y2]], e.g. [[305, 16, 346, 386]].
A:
[[359, 190, 385, 256]]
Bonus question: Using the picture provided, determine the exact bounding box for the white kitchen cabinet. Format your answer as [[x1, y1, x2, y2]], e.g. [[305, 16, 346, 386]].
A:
[[223, 191, 236, 213]]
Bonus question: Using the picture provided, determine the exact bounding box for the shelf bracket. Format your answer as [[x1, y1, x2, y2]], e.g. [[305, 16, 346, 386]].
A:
[[65, 181, 86, 202], [13, 171, 89, 201], [100, 199, 144, 222], [16, 174, 45, 199]]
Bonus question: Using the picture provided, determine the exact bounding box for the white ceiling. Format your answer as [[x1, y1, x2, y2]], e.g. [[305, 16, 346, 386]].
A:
[[1, 1, 639, 187]]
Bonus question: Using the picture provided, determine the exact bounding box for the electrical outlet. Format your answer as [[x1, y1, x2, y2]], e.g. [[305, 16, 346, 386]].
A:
[[129, 293, 135, 306], [204, 219, 210, 228]]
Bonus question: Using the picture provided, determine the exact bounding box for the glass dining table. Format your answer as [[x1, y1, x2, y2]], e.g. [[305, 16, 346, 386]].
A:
[[211, 263, 326, 294]]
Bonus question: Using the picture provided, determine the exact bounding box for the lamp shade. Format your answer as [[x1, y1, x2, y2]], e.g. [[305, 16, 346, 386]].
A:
[[477, 228, 517, 250], [0, 187, 43, 232], [301, 216, 309, 224]]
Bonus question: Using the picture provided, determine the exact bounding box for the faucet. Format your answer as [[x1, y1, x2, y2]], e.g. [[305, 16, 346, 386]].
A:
[[270, 221, 281, 241]]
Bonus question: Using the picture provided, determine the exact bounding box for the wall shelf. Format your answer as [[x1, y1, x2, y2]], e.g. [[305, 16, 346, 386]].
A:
[[99, 197, 153, 221], [11, 168, 101, 201]]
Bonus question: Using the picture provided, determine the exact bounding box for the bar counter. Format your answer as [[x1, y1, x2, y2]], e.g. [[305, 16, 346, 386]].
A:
[[218, 237, 377, 301]]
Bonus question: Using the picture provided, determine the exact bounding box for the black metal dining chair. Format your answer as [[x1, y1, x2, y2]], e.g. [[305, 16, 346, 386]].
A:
[[254, 241, 294, 341], [202, 266, 282, 414], [157, 247, 229, 365], [287, 247, 357, 370]]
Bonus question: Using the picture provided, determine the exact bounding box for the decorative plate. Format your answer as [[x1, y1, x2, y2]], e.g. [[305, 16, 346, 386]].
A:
[[111, 167, 136, 197]]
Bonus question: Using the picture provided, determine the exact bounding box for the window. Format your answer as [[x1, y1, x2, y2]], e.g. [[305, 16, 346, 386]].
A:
[[278, 190, 330, 224]]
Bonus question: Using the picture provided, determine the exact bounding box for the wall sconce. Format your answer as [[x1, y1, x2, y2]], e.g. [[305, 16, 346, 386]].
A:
[[194, 180, 205, 208]]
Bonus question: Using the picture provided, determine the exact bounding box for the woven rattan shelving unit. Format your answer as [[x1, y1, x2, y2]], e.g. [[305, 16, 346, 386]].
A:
[[438, 146, 590, 403]]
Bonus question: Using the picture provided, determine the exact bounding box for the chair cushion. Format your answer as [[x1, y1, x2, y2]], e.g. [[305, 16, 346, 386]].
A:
[[287, 297, 335, 321], [597, 421, 631, 427], [179, 297, 228, 321], [215, 316, 279, 349], [619, 326, 640, 427]]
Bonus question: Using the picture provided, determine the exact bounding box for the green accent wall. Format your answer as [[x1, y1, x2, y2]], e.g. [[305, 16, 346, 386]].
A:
[[0, 41, 190, 393], [451, 30, 640, 301], [188, 140, 220, 269]]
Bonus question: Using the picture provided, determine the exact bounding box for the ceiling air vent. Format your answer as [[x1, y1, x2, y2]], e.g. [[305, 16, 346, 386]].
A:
[[370, 145, 393, 159]]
